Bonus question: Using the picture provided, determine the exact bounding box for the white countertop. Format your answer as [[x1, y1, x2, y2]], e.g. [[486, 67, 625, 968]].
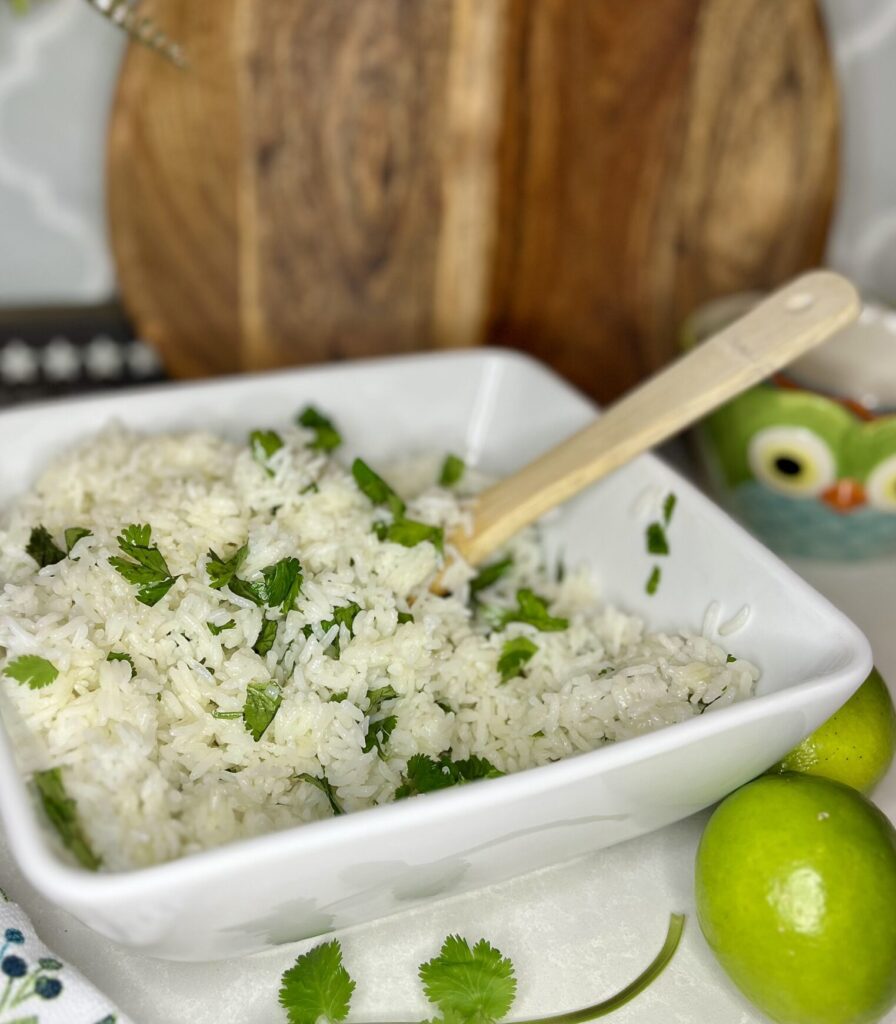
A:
[[0, 554, 893, 1024]]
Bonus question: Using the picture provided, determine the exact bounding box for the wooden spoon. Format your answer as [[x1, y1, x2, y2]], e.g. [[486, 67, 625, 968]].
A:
[[446, 270, 860, 575]]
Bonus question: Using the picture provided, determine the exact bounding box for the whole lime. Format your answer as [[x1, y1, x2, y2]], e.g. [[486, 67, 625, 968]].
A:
[[772, 668, 896, 793], [695, 773, 896, 1024]]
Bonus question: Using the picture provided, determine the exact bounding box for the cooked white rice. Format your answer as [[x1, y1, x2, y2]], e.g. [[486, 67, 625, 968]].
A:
[[0, 423, 758, 870]]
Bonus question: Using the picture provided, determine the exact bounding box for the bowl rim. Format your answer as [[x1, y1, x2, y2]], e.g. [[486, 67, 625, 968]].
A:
[[0, 347, 873, 903]]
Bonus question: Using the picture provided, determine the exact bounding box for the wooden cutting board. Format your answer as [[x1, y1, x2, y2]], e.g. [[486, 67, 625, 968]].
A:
[[108, 0, 838, 402]]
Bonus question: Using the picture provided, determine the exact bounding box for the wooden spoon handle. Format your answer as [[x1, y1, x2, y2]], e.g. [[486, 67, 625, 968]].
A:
[[454, 270, 860, 567]]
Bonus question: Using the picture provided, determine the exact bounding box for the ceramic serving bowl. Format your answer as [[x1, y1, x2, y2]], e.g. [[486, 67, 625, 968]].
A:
[[0, 350, 871, 960], [685, 295, 896, 560]]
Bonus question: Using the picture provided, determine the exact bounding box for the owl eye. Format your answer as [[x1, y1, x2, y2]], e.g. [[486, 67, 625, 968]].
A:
[[747, 427, 837, 497], [866, 454, 896, 511]]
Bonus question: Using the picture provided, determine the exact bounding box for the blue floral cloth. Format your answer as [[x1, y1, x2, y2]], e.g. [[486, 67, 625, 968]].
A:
[[0, 894, 129, 1024]]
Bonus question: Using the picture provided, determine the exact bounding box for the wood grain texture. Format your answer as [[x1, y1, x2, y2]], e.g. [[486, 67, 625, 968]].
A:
[[108, 0, 838, 399], [108, 0, 241, 378], [488, 0, 838, 401], [240, 0, 453, 367]]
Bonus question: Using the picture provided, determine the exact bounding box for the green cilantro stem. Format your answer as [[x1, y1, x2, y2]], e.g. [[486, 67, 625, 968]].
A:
[[510, 913, 685, 1024]]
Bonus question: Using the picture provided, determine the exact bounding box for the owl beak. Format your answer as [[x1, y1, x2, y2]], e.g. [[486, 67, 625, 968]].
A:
[[821, 479, 867, 513]]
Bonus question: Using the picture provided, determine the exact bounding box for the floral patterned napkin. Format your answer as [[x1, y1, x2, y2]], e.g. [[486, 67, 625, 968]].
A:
[[0, 893, 130, 1024]]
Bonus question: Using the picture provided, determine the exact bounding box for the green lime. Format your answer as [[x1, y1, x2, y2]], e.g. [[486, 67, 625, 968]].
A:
[[695, 773, 896, 1024], [772, 668, 896, 793]]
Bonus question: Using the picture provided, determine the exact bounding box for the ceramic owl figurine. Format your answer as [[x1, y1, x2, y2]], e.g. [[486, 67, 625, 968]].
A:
[[688, 296, 896, 560]]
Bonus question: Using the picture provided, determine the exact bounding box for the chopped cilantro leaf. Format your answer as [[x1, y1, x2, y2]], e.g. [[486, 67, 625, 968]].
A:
[[531, 730, 545, 738], [297, 406, 342, 453], [646, 565, 661, 595], [109, 524, 178, 606], [363, 714, 396, 756], [646, 522, 669, 556], [34, 768, 100, 870], [297, 772, 344, 815], [65, 526, 92, 552], [419, 935, 516, 1024], [278, 939, 355, 1024], [469, 556, 514, 598], [663, 492, 677, 525], [498, 589, 568, 632], [26, 525, 65, 568], [207, 619, 236, 636], [4, 655, 58, 689], [351, 459, 405, 518], [300, 482, 320, 495], [555, 556, 566, 583], [243, 681, 282, 741], [306, 603, 361, 657], [395, 753, 503, 799], [435, 699, 454, 714], [323, 602, 361, 649], [397, 611, 414, 624], [261, 557, 303, 613], [206, 543, 248, 590], [253, 618, 278, 656], [366, 684, 398, 713], [497, 636, 538, 683], [249, 429, 284, 475], [213, 710, 242, 720], [328, 691, 348, 703], [106, 651, 135, 677], [726, 654, 737, 663], [228, 576, 265, 606], [439, 453, 465, 487], [375, 517, 444, 552]]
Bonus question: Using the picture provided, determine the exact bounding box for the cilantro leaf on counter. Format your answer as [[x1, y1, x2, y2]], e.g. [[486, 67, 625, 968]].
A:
[[419, 935, 516, 1024], [663, 492, 677, 525], [498, 589, 568, 632], [4, 655, 58, 690], [109, 524, 178, 607], [206, 543, 248, 590], [375, 518, 444, 552], [439, 453, 465, 487], [497, 637, 538, 683], [297, 772, 344, 816], [351, 459, 406, 518], [469, 556, 514, 599], [278, 939, 355, 1024], [207, 619, 236, 636], [249, 429, 284, 475], [34, 768, 101, 871], [646, 522, 669, 556], [106, 651, 135, 677], [395, 753, 503, 799], [297, 406, 342, 453], [26, 525, 66, 568], [253, 618, 278, 657], [64, 526, 92, 552], [261, 557, 303, 613], [277, 913, 686, 1024], [645, 566, 661, 595], [242, 681, 282, 741]]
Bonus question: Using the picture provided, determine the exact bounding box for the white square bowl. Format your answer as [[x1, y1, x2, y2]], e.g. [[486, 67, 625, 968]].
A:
[[0, 349, 872, 960]]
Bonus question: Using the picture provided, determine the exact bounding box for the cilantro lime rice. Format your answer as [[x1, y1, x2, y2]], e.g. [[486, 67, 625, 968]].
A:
[[0, 414, 758, 870]]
